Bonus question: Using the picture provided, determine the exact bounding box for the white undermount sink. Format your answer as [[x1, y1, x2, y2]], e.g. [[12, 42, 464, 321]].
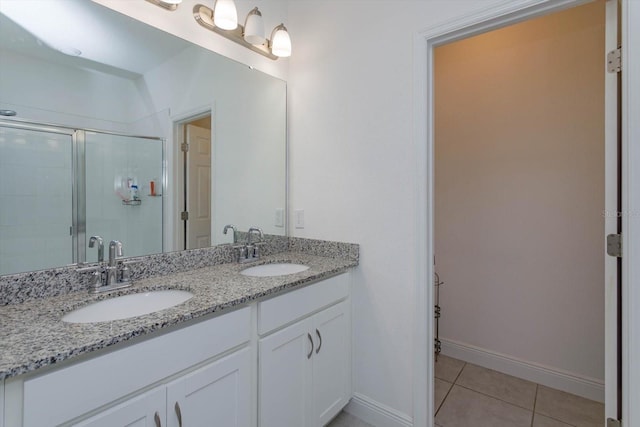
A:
[[62, 290, 194, 323], [240, 263, 309, 277]]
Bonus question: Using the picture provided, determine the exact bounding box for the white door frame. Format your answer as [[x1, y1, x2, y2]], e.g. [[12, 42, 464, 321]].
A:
[[168, 106, 214, 252], [413, 0, 639, 426]]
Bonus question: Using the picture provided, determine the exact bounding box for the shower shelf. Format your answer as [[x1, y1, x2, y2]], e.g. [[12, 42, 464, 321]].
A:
[[147, 194, 162, 197], [122, 199, 142, 206]]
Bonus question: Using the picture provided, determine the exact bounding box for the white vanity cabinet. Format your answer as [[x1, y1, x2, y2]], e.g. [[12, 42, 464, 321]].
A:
[[2, 270, 353, 427], [9, 307, 252, 427], [258, 273, 351, 427], [75, 348, 251, 427], [165, 348, 251, 427], [72, 387, 166, 427]]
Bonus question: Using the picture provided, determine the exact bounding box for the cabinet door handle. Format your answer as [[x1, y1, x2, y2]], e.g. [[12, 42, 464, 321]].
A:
[[154, 411, 162, 427], [175, 402, 183, 427], [315, 328, 322, 354], [307, 332, 314, 359]]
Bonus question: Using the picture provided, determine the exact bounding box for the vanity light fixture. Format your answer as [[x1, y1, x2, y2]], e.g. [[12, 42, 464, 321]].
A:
[[243, 7, 265, 45], [193, 4, 292, 60], [145, 0, 182, 11], [213, 0, 238, 30], [270, 24, 292, 58]]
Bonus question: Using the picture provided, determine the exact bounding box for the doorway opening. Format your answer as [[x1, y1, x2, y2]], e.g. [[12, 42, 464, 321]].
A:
[[414, 0, 621, 426], [175, 113, 212, 250]]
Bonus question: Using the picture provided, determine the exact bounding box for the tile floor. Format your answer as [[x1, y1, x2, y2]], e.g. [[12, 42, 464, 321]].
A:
[[327, 411, 375, 427], [434, 355, 605, 427], [327, 355, 605, 427]]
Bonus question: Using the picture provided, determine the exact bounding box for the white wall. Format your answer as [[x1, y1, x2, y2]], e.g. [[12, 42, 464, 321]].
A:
[[286, 1, 503, 423], [0, 49, 141, 131], [137, 45, 287, 245]]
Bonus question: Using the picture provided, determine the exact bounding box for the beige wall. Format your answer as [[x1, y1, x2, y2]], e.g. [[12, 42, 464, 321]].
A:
[[435, 0, 605, 382]]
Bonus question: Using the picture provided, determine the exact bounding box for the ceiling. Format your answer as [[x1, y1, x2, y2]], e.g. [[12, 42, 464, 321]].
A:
[[0, 0, 190, 78]]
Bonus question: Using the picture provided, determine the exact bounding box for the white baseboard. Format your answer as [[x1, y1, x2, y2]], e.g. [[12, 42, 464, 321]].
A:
[[440, 338, 605, 403], [344, 393, 413, 427]]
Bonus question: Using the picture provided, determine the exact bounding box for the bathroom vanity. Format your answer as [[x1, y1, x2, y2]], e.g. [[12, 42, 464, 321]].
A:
[[0, 239, 358, 427]]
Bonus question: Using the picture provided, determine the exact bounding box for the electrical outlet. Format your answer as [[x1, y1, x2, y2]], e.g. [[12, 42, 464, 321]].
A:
[[295, 209, 305, 229], [275, 208, 284, 227]]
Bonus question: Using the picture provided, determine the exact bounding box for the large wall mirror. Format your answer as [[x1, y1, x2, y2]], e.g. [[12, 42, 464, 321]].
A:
[[0, 0, 287, 276]]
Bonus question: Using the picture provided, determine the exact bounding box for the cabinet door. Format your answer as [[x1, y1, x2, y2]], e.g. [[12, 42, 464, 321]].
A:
[[166, 348, 251, 427], [259, 317, 314, 427], [313, 301, 350, 426], [73, 387, 166, 427]]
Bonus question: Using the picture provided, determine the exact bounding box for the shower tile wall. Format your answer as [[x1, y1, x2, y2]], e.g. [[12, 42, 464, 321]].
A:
[[85, 132, 163, 261], [0, 126, 73, 275]]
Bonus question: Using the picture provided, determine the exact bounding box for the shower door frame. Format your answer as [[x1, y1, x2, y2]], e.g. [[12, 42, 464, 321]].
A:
[[0, 118, 165, 270]]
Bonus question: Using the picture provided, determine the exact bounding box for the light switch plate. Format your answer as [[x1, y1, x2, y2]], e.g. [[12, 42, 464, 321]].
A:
[[275, 208, 284, 227], [295, 209, 305, 229]]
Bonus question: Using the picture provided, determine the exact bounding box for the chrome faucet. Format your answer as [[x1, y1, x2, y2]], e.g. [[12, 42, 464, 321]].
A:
[[247, 227, 264, 245], [223, 224, 238, 243], [88, 236, 104, 262], [234, 227, 265, 263], [106, 240, 123, 287], [77, 239, 134, 293]]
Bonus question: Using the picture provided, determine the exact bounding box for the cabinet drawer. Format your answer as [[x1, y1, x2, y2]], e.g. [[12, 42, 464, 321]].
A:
[[22, 307, 251, 427], [258, 273, 349, 335]]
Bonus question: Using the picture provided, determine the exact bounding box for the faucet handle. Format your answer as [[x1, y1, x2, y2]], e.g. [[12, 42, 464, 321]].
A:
[[77, 264, 104, 291], [253, 242, 267, 258], [232, 244, 248, 261], [76, 264, 103, 273]]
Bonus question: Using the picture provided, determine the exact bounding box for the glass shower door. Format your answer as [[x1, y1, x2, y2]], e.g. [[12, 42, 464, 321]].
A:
[[0, 124, 74, 275], [84, 131, 163, 261]]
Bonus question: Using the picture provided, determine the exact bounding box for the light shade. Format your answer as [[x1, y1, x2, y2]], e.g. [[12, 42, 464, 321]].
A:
[[243, 7, 265, 45], [270, 24, 291, 58], [213, 0, 238, 30], [162, 0, 182, 4]]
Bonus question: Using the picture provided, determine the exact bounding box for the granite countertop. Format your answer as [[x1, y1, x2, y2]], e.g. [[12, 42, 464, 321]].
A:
[[0, 252, 356, 380]]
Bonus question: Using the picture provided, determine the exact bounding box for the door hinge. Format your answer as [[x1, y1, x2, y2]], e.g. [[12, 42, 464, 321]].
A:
[[181, 211, 189, 221], [181, 142, 189, 152], [607, 418, 621, 427], [607, 233, 622, 257], [607, 48, 621, 73]]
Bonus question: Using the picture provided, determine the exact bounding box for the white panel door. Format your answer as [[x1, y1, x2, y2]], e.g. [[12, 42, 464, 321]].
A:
[[259, 318, 314, 427], [186, 124, 212, 249], [313, 302, 350, 427], [73, 387, 165, 427], [166, 348, 251, 427]]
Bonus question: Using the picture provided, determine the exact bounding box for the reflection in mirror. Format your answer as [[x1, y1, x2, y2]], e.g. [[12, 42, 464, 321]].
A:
[[0, 0, 287, 276], [0, 125, 74, 274], [86, 132, 164, 262]]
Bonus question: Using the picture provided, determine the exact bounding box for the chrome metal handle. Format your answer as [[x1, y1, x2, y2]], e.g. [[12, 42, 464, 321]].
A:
[[174, 401, 183, 427], [307, 332, 314, 359], [154, 411, 162, 427], [76, 264, 103, 273], [315, 328, 322, 354]]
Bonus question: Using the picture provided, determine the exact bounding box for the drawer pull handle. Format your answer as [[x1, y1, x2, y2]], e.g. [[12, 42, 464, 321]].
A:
[[307, 332, 314, 359], [154, 411, 162, 427], [175, 402, 183, 427], [316, 328, 322, 354]]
